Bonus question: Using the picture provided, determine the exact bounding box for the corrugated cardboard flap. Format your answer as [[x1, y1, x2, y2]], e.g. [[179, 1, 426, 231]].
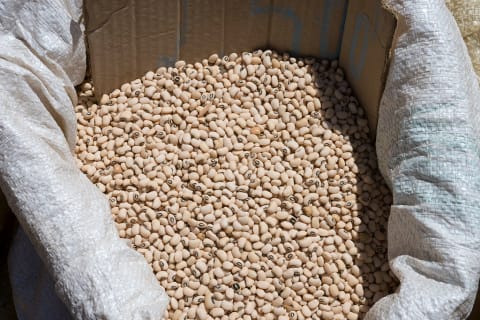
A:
[[85, 0, 395, 132]]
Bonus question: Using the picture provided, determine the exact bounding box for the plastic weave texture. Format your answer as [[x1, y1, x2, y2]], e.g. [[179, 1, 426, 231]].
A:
[[366, 0, 480, 319], [0, 0, 479, 319], [0, 1, 169, 319]]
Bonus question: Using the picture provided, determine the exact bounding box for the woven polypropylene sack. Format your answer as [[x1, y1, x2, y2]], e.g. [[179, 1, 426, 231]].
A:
[[0, 1, 169, 319], [366, 0, 480, 319], [2, 0, 479, 319]]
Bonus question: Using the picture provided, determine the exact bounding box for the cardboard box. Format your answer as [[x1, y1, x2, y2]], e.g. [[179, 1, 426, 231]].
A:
[[85, 0, 395, 134], [67, 3, 480, 318]]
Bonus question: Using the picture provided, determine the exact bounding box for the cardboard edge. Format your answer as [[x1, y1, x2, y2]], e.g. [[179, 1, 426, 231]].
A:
[[379, 0, 400, 90], [339, 1, 397, 139], [83, 1, 97, 98], [376, 4, 397, 138]]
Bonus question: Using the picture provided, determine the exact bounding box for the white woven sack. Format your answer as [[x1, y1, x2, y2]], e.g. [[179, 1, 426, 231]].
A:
[[0, 0, 169, 319], [366, 0, 480, 319], [1, 0, 479, 319]]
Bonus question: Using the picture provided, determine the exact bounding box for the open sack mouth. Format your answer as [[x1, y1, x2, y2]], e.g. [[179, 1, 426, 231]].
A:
[[1, 1, 479, 320]]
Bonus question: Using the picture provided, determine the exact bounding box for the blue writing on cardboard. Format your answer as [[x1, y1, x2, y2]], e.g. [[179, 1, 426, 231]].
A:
[[318, 0, 348, 59], [250, 0, 302, 53], [180, 0, 189, 46], [157, 0, 188, 67], [157, 55, 177, 68]]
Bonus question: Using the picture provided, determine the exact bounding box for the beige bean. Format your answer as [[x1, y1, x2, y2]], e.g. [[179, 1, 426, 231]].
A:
[[75, 50, 394, 320]]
